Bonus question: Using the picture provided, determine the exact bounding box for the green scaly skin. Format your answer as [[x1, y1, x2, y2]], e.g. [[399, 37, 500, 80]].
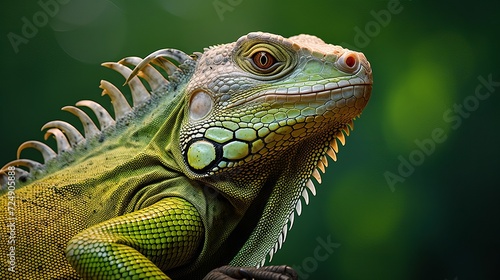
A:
[[0, 32, 372, 279]]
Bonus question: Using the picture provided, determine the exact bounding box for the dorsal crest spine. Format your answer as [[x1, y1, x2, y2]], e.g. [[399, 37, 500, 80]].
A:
[[0, 49, 195, 188]]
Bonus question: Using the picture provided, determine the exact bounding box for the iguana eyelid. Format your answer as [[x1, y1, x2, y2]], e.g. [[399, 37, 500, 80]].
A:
[[235, 42, 296, 78]]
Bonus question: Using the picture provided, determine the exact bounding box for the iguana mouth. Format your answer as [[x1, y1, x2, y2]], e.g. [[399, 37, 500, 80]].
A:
[[229, 81, 372, 109]]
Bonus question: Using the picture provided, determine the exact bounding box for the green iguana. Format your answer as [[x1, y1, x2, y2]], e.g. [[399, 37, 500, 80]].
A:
[[0, 32, 372, 279]]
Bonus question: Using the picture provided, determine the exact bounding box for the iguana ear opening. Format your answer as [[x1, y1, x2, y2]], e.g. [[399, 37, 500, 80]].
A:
[[189, 90, 213, 121]]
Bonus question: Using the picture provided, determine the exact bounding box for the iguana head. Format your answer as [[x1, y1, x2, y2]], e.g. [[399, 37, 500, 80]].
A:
[[170, 32, 372, 265], [178, 32, 372, 178]]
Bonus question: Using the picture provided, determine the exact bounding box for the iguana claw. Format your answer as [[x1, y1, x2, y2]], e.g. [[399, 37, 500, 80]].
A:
[[203, 265, 298, 280]]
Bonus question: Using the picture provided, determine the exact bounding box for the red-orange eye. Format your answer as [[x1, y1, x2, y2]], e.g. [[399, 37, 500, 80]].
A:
[[252, 51, 276, 70]]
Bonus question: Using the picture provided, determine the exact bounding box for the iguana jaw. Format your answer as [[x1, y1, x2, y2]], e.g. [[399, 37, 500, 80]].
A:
[[227, 81, 371, 109], [180, 61, 371, 177], [225, 86, 369, 267]]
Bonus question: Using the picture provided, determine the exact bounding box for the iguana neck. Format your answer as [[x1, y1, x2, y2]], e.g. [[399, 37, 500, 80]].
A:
[[181, 121, 342, 267]]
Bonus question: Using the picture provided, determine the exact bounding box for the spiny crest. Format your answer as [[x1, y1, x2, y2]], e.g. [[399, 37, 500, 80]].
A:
[[0, 49, 195, 189], [260, 121, 355, 266]]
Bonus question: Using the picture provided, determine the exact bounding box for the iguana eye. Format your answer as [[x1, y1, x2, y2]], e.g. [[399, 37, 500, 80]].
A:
[[252, 51, 276, 71], [236, 42, 295, 78]]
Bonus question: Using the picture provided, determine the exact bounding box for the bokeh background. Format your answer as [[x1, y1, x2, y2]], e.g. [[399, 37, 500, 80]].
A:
[[1, 0, 498, 279]]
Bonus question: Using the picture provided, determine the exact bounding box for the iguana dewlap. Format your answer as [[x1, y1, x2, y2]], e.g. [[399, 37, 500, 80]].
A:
[[0, 32, 372, 279]]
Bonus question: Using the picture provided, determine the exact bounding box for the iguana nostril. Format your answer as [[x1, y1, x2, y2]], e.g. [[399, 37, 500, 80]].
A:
[[336, 51, 360, 73], [345, 54, 356, 68]]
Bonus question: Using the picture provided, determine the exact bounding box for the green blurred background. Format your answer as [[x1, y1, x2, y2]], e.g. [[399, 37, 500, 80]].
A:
[[1, 0, 498, 279]]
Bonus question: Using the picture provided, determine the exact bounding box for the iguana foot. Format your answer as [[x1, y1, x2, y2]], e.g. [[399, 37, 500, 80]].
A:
[[203, 265, 298, 280]]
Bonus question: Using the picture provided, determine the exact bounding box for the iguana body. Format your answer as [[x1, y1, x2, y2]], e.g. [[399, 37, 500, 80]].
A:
[[0, 32, 372, 279]]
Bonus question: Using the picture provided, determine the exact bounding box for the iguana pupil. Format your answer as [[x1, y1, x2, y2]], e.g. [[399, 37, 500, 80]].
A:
[[253, 51, 275, 70]]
